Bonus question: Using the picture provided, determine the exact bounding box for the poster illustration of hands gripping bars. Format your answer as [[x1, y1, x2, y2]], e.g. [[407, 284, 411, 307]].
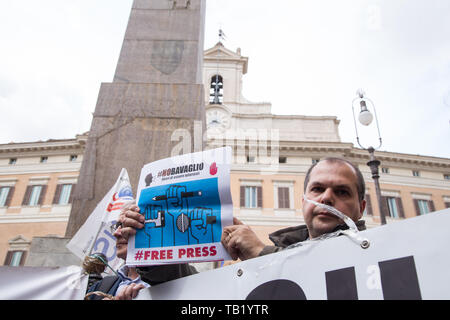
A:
[[126, 147, 232, 266]]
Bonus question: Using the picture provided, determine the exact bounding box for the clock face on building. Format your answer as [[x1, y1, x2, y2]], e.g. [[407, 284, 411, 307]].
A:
[[206, 108, 231, 133]]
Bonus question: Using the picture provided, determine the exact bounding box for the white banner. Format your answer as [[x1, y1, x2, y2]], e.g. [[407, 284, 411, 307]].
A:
[[0, 266, 88, 300], [138, 208, 450, 300], [66, 168, 134, 273]]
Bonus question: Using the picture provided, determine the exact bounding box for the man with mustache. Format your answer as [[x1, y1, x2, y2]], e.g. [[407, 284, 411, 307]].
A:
[[221, 157, 367, 261]]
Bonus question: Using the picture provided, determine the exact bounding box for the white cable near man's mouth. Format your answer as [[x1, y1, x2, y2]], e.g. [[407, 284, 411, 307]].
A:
[[302, 194, 358, 232], [302, 194, 370, 249]]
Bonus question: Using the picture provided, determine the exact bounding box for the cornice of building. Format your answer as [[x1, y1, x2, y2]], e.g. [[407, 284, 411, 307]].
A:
[[0, 133, 87, 157], [208, 140, 352, 151], [223, 101, 272, 107], [0, 162, 81, 175], [232, 113, 340, 122], [373, 173, 450, 190], [348, 148, 450, 169], [1, 131, 448, 171], [208, 139, 450, 170], [277, 141, 353, 152]]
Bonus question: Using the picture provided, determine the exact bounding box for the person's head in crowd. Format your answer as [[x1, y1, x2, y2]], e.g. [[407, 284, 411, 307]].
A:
[[302, 157, 366, 239]]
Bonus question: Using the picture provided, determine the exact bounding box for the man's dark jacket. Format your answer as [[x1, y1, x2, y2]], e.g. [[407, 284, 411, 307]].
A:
[[136, 264, 198, 286]]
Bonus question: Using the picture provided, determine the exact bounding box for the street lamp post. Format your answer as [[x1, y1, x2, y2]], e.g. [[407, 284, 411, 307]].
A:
[[352, 89, 387, 225]]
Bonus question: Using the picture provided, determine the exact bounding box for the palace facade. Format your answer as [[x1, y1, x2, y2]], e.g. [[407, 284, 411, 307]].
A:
[[1, 43, 449, 266]]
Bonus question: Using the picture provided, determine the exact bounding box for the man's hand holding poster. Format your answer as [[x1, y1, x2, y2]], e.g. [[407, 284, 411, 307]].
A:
[[126, 147, 232, 266]]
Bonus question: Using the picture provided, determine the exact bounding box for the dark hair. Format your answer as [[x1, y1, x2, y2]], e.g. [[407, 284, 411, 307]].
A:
[[303, 157, 366, 202]]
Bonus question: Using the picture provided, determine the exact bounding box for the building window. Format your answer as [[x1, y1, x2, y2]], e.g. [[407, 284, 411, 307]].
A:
[[412, 195, 435, 216], [22, 185, 47, 206], [382, 167, 389, 174], [279, 157, 287, 164], [4, 250, 26, 267], [70, 155, 78, 162], [245, 186, 258, 208], [29, 186, 42, 206], [5, 235, 30, 266], [387, 197, 399, 218], [277, 187, 290, 209], [0, 187, 10, 207], [412, 170, 420, 177], [10, 251, 23, 266], [40, 156, 48, 163], [9, 158, 17, 165], [209, 74, 223, 104], [53, 184, 73, 205], [0, 186, 15, 207], [312, 159, 320, 164], [444, 174, 450, 180], [240, 186, 262, 208], [247, 156, 256, 163], [273, 182, 294, 211], [381, 194, 404, 219], [417, 199, 430, 215]]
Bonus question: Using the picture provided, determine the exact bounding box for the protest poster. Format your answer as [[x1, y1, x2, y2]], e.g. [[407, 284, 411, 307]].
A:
[[127, 147, 233, 266], [137, 208, 450, 300], [66, 168, 134, 273]]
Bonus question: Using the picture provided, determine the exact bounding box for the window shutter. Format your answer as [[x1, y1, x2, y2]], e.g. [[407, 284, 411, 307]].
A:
[[53, 184, 62, 204], [22, 186, 32, 206], [413, 199, 420, 216], [240, 186, 245, 207], [277, 187, 283, 208], [38, 185, 47, 205], [278, 187, 290, 209], [277, 187, 282, 208], [257, 186, 263, 208], [68, 184, 76, 203], [428, 200, 435, 212], [396, 197, 405, 218], [365, 194, 373, 216], [380, 196, 389, 218], [5, 187, 15, 207], [19, 251, 27, 266], [285, 188, 290, 208], [3, 251, 12, 265]]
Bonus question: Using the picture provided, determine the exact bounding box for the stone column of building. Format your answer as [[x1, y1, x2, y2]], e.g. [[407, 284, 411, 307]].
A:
[[65, 0, 206, 237]]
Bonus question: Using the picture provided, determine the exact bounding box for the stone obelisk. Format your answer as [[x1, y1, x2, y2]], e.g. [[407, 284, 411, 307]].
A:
[[66, 0, 206, 237]]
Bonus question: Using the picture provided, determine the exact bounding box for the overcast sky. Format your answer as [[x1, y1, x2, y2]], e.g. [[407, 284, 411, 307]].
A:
[[0, 0, 449, 158]]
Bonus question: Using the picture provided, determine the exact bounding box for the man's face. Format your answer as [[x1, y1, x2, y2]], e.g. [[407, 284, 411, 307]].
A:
[[113, 214, 128, 260], [302, 160, 365, 239]]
